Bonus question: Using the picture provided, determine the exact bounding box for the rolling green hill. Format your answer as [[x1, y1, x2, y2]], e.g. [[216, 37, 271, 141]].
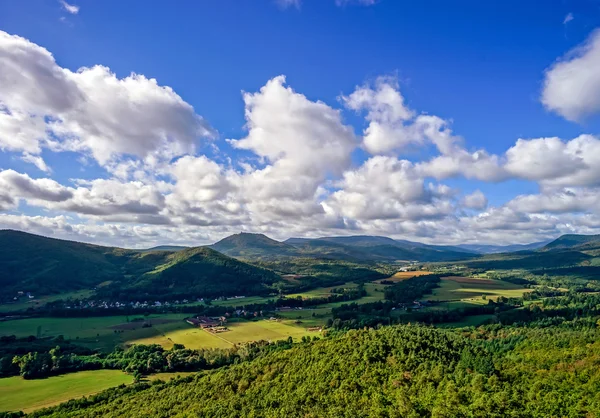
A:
[[125, 247, 281, 299], [0, 230, 132, 297], [541, 234, 600, 251], [0, 230, 280, 302]]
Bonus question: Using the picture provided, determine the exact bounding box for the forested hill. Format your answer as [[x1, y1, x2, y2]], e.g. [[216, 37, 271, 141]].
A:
[[118, 247, 281, 300], [0, 230, 279, 300], [0, 230, 129, 296], [29, 323, 600, 417], [541, 234, 600, 251], [210, 232, 300, 259]]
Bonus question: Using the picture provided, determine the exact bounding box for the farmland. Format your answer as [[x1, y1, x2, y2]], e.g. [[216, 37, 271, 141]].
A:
[[374, 270, 433, 283], [0, 370, 131, 413], [0, 314, 319, 352], [427, 276, 530, 304], [0, 370, 198, 414]]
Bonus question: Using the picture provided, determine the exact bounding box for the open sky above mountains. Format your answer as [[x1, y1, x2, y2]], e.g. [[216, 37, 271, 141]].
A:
[[1, 0, 600, 248]]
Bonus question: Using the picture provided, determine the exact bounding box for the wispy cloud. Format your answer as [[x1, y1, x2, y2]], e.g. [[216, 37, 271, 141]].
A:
[[59, 0, 79, 15], [335, 0, 378, 6], [563, 12, 574, 25], [277, 0, 377, 9], [276, 0, 301, 9]]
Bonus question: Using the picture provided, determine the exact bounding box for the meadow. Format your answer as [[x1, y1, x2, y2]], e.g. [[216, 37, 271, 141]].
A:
[[0, 370, 197, 413], [0, 370, 131, 413], [427, 276, 530, 304]]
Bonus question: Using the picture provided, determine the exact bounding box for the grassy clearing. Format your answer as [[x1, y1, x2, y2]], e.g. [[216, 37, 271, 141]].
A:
[[286, 282, 359, 299], [428, 277, 529, 302], [0, 370, 131, 413], [221, 319, 319, 345], [319, 282, 387, 309], [277, 307, 331, 327]]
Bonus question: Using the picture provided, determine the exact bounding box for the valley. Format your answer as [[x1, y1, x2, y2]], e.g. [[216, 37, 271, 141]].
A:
[[1, 230, 600, 415]]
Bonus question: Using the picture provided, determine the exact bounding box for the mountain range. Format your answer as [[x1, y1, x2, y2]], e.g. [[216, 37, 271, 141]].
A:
[[1, 229, 598, 302]]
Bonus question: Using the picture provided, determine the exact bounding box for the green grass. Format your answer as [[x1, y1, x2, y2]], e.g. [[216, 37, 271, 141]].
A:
[[0, 370, 132, 413], [221, 319, 319, 344], [0, 370, 200, 414], [286, 282, 359, 299], [0, 314, 190, 351], [319, 282, 387, 309], [129, 320, 232, 349], [211, 295, 275, 307], [427, 277, 529, 302]]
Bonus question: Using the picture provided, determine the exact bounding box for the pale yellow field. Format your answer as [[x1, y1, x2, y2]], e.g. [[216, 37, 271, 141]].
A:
[[375, 270, 432, 283]]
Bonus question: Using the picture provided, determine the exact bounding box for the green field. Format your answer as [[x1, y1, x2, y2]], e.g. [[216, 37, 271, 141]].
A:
[[0, 370, 131, 413], [211, 295, 276, 307], [427, 276, 529, 302], [0, 314, 189, 351], [130, 320, 232, 349], [286, 282, 359, 299], [0, 314, 322, 352], [0, 370, 199, 414]]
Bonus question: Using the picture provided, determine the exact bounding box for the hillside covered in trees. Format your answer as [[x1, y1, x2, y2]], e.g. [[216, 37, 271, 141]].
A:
[[0, 231, 280, 301], [25, 321, 600, 417]]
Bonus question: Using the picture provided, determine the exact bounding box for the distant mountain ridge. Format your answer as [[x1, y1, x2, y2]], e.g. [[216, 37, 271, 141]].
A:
[[211, 233, 300, 258], [140, 245, 189, 252], [284, 235, 477, 262], [457, 241, 551, 254]]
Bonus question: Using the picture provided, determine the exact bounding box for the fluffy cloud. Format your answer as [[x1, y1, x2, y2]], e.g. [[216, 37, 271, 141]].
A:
[[342, 77, 462, 155], [4, 28, 600, 247], [0, 31, 213, 168], [327, 156, 455, 221], [230, 75, 356, 219], [541, 30, 600, 121], [462, 190, 488, 210], [504, 135, 600, 187]]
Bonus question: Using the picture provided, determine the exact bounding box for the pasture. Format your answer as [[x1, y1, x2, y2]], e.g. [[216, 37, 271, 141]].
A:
[[0, 370, 197, 414], [0, 369, 131, 413], [427, 276, 529, 303], [286, 282, 359, 299]]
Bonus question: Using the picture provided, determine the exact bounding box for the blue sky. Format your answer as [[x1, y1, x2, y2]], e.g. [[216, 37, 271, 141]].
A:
[[0, 0, 600, 247]]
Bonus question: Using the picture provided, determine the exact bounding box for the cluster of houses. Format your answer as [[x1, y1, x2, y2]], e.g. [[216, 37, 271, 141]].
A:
[[186, 316, 229, 333], [47, 298, 205, 310], [12, 291, 35, 301]]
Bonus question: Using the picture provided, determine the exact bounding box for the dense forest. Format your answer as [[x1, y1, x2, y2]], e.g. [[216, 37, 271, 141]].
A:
[[20, 321, 600, 417]]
